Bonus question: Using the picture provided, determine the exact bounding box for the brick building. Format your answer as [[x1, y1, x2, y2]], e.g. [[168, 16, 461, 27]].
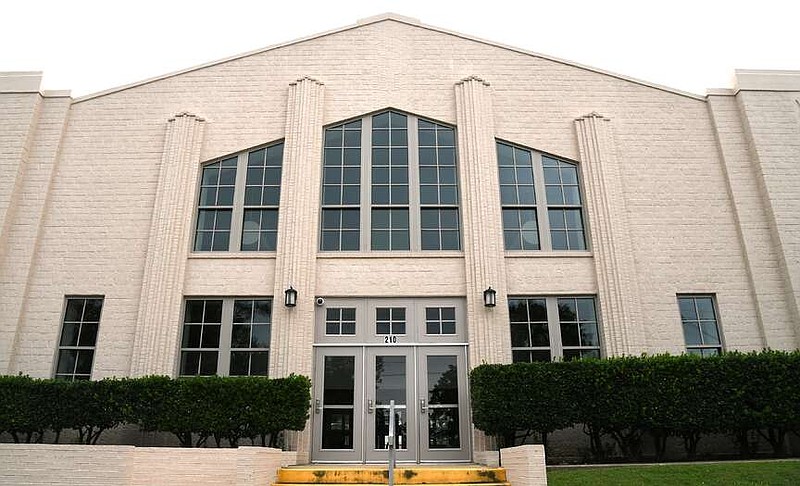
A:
[[1, 14, 799, 464]]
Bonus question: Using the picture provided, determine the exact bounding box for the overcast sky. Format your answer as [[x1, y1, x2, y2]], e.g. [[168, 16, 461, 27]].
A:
[[2, 0, 798, 97]]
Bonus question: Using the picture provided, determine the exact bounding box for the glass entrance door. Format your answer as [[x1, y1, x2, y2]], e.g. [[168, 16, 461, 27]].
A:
[[364, 347, 417, 462], [418, 346, 470, 461], [312, 348, 364, 462], [312, 345, 470, 463]]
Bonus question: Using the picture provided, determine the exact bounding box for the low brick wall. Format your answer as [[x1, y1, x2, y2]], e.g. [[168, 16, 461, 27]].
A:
[[0, 444, 283, 485], [501, 444, 548, 485]]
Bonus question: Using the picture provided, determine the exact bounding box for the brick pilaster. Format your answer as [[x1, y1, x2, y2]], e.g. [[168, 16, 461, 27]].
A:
[[130, 113, 205, 376]]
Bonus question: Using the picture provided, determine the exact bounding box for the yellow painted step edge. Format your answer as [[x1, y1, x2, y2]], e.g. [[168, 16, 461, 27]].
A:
[[272, 483, 511, 486], [277, 467, 507, 484]]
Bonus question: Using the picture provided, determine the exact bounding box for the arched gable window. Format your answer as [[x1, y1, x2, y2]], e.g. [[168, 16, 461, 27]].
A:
[[497, 141, 587, 251], [320, 111, 461, 252], [193, 142, 284, 252]]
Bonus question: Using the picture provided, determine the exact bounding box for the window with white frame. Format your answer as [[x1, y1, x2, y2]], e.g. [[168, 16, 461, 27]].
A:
[[55, 297, 103, 380], [509, 296, 600, 362], [678, 295, 722, 357], [497, 141, 587, 251], [179, 298, 271, 376], [320, 111, 461, 252], [194, 142, 284, 252]]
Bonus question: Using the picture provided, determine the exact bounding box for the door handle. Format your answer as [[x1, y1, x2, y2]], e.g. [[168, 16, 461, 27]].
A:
[[420, 398, 427, 414], [315, 399, 322, 414], [367, 399, 374, 414]]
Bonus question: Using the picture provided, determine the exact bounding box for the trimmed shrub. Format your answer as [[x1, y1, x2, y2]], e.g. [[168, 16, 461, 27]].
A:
[[470, 350, 800, 462], [0, 374, 311, 448]]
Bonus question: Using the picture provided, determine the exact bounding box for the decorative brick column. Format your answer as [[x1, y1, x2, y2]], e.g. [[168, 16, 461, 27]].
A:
[[574, 113, 643, 355], [455, 76, 512, 457], [130, 113, 205, 376], [454, 76, 512, 367], [269, 77, 325, 462]]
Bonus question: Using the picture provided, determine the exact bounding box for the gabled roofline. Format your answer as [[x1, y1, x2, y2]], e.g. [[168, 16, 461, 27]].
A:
[[74, 12, 705, 103]]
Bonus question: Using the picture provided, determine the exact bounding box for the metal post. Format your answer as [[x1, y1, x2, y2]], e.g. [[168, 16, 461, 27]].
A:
[[388, 399, 396, 486]]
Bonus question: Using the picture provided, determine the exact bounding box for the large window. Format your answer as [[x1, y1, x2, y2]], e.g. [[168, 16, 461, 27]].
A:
[[179, 298, 271, 376], [55, 297, 103, 380], [321, 111, 461, 252], [509, 296, 600, 362], [194, 143, 284, 252], [497, 142, 586, 251], [678, 295, 722, 357]]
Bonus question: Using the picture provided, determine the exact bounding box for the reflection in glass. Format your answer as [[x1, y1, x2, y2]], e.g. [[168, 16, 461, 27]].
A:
[[322, 410, 354, 449], [375, 408, 408, 450], [427, 355, 460, 449], [374, 355, 408, 450], [375, 356, 406, 405], [323, 356, 355, 405]]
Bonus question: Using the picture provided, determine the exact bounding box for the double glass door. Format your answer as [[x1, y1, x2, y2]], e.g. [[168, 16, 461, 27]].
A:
[[312, 346, 469, 463]]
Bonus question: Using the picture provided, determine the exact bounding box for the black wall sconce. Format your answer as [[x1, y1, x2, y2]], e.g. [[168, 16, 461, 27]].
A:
[[284, 286, 298, 307], [483, 286, 497, 307]]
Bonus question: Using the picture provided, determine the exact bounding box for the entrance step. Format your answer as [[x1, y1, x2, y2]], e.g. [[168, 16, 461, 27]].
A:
[[273, 465, 510, 485]]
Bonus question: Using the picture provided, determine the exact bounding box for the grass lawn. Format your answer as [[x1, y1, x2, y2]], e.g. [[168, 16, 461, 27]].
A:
[[547, 459, 800, 485]]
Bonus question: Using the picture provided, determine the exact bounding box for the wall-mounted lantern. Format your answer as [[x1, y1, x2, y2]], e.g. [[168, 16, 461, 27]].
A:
[[284, 286, 298, 307], [483, 287, 497, 307]]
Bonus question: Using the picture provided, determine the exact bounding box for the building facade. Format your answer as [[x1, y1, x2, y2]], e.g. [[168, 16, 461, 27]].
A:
[[1, 14, 799, 463]]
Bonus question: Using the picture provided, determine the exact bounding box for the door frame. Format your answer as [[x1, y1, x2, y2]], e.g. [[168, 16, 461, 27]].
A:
[[311, 298, 471, 464]]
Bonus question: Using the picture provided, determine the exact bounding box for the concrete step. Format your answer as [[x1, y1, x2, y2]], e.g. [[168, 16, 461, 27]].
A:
[[274, 465, 509, 485], [274, 484, 510, 486]]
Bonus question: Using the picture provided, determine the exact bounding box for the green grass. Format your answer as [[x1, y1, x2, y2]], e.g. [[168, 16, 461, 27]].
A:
[[547, 459, 800, 485]]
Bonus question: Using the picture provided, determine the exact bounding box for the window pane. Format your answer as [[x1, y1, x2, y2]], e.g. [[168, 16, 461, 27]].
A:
[[230, 351, 249, 376], [551, 231, 567, 250], [532, 323, 550, 346], [512, 350, 531, 363], [682, 322, 702, 345], [231, 325, 250, 348], [253, 300, 271, 323], [560, 323, 580, 347], [508, 299, 528, 322], [205, 301, 223, 322], [510, 323, 530, 347], [576, 298, 596, 321], [78, 323, 98, 347], [529, 300, 547, 321], [60, 323, 80, 347], [250, 352, 269, 375], [75, 350, 94, 374], [700, 321, 720, 345], [64, 299, 84, 322], [678, 298, 697, 320], [57, 349, 77, 374], [696, 298, 716, 320], [201, 324, 221, 348], [558, 299, 577, 321], [579, 322, 599, 347], [83, 299, 103, 321], [180, 351, 200, 376], [199, 352, 218, 375]]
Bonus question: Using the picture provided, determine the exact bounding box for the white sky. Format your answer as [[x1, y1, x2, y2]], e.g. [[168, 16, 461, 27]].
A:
[[2, 0, 799, 97]]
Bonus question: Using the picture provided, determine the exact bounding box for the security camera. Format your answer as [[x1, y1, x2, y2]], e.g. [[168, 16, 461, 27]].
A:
[[315, 297, 325, 306]]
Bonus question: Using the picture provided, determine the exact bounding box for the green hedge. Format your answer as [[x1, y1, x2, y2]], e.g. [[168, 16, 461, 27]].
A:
[[470, 351, 800, 461], [0, 374, 311, 447]]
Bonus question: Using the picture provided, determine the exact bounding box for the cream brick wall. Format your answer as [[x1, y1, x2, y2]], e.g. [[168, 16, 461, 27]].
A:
[[501, 444, 548, 485], [1, 16, 798, 460], [0, 444, 283, 486], [708, 92, 798, 349], [733, 86, 800, 347]]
